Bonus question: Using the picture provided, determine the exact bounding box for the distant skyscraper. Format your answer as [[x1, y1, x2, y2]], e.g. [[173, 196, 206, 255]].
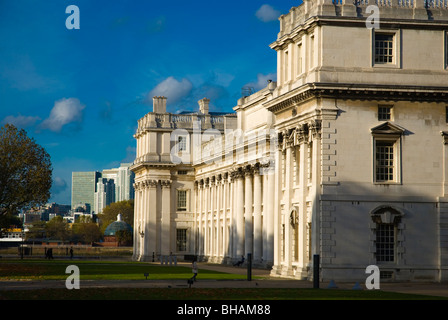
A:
[[94, 178, 115, 214], [71, 171, 101, 213], [72, 164, 135, 214], [102, 163, 135, 202]]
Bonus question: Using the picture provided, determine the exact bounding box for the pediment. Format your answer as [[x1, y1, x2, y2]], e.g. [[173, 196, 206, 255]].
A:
[[371, 122, 405, 135]]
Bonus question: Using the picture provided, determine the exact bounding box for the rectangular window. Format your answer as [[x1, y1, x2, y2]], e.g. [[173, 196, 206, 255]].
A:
[[375, 141, 395, 182], [376, 223, 395, 262], [309, 35, 314, 68], [177, 136, 187, 152], [297, 43, 303, 75], [375, 33, 394, 64], [177, 190, 187, 211], [378, 106, 392, 121], [176, 229, 187, 252]]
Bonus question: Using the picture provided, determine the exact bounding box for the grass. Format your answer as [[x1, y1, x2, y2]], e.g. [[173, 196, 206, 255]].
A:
[[0, 259, 247, 280], [0, 258, 446, 300]]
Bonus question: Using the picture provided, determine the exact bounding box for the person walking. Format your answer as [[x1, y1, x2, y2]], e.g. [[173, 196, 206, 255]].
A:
[[192, 259, 198, 281]]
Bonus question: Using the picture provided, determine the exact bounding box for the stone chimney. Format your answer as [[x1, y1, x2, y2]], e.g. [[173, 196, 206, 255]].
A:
[[198, 98, 210, 115], [153, 96, 167, 113]]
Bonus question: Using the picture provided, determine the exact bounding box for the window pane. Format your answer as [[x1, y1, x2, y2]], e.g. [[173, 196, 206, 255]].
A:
[[375, 34, 393, 64], [176, 229, 187, 252], [177, 190, 187, 211], [376, 141, 394, 182], [376, 223, 395, 262]]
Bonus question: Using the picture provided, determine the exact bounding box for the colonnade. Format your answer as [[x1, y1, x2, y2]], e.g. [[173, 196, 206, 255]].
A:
[[195, 162, 275, 266]]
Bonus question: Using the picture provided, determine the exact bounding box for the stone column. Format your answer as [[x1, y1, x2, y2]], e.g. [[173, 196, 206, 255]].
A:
[[253, 165, 263, 263], [230, 173, 236, 259], [210, 176, 215, 261], [147, 180, 158, 259], [266, 164, 275, 265], [222, 174, 228, 260], [198, 181, 204, 258], [244, 166, 254, 258], [216, 175, 222, 261], [132, 182, 140, 260], [236, 169, 245, 258], [160, 180, 171, 256], [272, 134, 283, 275], [298, 125, 309, 271], [204, 178, 209, 257], [283, 136, 293, 276]]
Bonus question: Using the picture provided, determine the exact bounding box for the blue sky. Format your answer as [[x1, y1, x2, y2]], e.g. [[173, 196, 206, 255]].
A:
[[0, 0, 299, 205]]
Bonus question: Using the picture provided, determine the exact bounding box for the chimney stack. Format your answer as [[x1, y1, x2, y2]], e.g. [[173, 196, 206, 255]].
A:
[[198, 98, 210, 115], [153, 96, 167, 113]]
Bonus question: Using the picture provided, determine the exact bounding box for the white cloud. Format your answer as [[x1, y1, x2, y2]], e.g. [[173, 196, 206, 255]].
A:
[[1, 114, 41, 128], [255, 4, 280, 22], [40, 98, 85, 132], [149, 77, 193, 105], [51, 176, 67, 195], [244, 73, 277, 91]]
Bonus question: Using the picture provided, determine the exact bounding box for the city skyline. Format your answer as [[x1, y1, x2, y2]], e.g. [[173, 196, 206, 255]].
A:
[[0, 0, 298, 205]]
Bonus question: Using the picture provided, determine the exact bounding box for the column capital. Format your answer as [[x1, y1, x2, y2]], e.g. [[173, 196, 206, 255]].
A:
[[231, 167, 245, 180], [309, 119, 322, 140], [295, 123, 309, 145], [160, 180, 172, 188], [244, 165, 254, 177]]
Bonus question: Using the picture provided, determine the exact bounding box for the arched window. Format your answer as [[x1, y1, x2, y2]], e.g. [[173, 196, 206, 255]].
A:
[[370, 206, 404, 264]]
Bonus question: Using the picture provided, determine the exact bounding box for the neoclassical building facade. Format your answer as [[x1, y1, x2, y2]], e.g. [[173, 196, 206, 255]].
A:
[[132, 0, 448, 282]]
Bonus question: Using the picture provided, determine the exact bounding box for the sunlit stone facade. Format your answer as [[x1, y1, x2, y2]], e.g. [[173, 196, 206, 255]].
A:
[[132, 0, 448, 282]]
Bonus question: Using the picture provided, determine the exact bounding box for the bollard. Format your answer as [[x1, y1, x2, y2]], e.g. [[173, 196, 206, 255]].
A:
[[313, 254, 320, 289]]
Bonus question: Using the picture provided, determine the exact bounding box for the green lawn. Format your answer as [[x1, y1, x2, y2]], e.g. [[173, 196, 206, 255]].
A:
[[0, 259, 247, 280]]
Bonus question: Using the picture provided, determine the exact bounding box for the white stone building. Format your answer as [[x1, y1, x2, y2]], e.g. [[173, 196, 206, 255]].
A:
[[132, 0, 448, 282]]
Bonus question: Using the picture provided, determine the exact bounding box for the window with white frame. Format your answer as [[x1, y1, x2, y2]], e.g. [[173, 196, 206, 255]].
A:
[[177, 190, 187, 211], [177, 136, 187, 153], [371, 122, 404, 184], [375, 33, 394, 64], [375, 141, 395, 182], [371, 206, 403, 264]]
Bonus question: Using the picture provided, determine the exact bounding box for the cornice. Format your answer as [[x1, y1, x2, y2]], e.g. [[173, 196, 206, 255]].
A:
[[266, 83, 448, 114]]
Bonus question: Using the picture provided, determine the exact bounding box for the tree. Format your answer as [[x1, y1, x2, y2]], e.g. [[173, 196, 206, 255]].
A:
[[25, 220, 47, 240], [0, 124, 52, 216], [46, 215, 69, 241], [98, 199, 134, 233], [71, 221, 101, 244]]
